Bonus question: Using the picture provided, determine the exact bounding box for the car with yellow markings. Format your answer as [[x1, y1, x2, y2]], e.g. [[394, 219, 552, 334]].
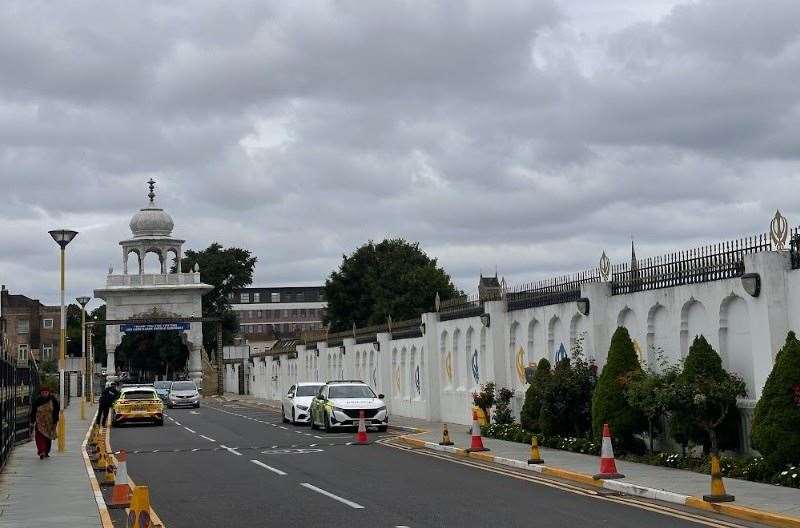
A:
[[309, 381, 388, 432], [111, 385, 164, 427]]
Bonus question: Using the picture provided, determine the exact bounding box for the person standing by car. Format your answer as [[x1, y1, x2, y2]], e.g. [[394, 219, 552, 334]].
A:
[[30, 386, 60, 459], [97, 381, 120, 426]]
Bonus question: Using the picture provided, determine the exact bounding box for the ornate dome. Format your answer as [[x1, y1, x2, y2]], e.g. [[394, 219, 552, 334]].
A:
[[129, 179, 175, 238]]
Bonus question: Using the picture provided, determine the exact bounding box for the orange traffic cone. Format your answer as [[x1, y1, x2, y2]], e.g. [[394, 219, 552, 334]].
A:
[[465, 410, 489, 453], [528, 435, 544, 464], [93, 442, 109, 470], [703, 453, 735, 502], [439, 424, 454, 446], [101, 457, 116, 487], [109, 450, 132, 509], [593, 423, 624, 480], [354, 410, 368, 444], [127, 485, 152, 528]]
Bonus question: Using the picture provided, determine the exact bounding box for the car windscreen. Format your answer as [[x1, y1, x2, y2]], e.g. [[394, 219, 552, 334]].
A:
[[296, 385, 323, 397], [153, 381, 171, 389], [171, 382, 196, 391], [122, 390, 158, 400], [329, 385, 376, 399]]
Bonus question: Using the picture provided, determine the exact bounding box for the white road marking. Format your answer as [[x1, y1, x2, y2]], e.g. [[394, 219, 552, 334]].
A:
[[251, 460, 287, 476], [279, 426, 288, 430], [190, 411, 199, 415], [174, 421, 181, 426], [300, 483, 365, 509], [309, 444, 317, 447], [191, 448, 199, 452], [200, 435, 217, 442], [184, 427, 196, 434], [221, 445, 243, 456], [313, 435, 323, 439]]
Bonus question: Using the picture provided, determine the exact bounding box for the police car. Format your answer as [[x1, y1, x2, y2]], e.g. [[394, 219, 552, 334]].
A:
[[309, 380, 388, 432]]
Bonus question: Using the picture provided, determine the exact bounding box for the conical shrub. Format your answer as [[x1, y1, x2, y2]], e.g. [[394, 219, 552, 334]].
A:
[[521, 358, 551, 432], [752, 331, 800, 470]]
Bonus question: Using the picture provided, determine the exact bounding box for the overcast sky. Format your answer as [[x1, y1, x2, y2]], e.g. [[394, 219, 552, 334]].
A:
[[2, 0, 800, 310]]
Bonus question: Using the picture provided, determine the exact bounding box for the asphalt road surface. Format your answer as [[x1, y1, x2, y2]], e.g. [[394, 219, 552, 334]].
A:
[[109, 400, 762, 528]]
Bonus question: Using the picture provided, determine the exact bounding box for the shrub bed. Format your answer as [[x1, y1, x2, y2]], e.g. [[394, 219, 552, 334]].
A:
[[480, 423, 799, 488]]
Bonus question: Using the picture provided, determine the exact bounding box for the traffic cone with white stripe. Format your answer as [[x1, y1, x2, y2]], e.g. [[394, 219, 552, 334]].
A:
[[593, 423, 624, 480], [465, 410, 489, 453], [109, 450, 131, 509], [355, 410, 368, 444]]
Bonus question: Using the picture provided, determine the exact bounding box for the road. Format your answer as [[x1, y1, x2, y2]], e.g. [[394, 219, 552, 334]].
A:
[[110, 399, 760, 528]]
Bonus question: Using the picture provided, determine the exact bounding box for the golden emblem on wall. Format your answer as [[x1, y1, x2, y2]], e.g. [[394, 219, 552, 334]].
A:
[[599, 251, 612, 282], [445, 351, 453, 382], [770, 210, 789, 251], [516, 347, 526, 383]]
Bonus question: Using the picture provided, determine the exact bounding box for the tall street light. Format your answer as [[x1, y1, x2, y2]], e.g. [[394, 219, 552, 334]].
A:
[[49, 229, 78, 452], [76, 296, 91, 420]]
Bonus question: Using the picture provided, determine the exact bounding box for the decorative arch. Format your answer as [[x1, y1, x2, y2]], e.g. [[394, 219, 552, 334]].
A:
[[570, 313, 591, 359], [527, 318, 542, 364], [125, 248, 142, 275], [466, 327, 477, 389], [400, 347, 408, 398], [548, 315, 567, 362], [409, 346, 419, 399], [418, 346, 425, 399], [452, 328, 463, 390], [479, 327, 487, 384], [646, 303, 672, 367], [368, 350, 376, 388], [681, 299, 710, 360], [392, 347, 399, 397], [618, 307, 644, 364], [440, 330, 451, 388], [719, 295, 754, 396]]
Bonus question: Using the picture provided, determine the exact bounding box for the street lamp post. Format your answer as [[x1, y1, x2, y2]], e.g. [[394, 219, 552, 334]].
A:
[[49, 229, 78, 453], [76, 296, 91, 420]]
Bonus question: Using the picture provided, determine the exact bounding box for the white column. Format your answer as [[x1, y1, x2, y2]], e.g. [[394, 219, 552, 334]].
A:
[[187, 322, 203, 384], [421, 312, 441, 421], [581, 282, 613, 367], [105, 324, 119, 382]]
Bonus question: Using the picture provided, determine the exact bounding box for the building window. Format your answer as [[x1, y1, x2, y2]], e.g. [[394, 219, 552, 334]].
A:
[[257, 310, 262, 318], [17, 319, 29, 334], [296, 292, 304, 302], [42, 344, 53, 360], [253, 293, 261, 302], [227, 292, 234, 300], [240, 293, 249, 303], [18, 344, 29, 361], [271, 292, 280, 302], [42, 318, 54, 329]]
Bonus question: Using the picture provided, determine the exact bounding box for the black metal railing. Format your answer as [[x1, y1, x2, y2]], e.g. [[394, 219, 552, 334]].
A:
[[790, 227, 800, 269], [438, 292, 485, 321], [1, 356, 40, 471], [506, 270, 599, 311], [611, 234, 771, 295]]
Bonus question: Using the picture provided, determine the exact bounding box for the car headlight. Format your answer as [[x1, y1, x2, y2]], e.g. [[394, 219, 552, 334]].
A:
[[296, 405, 308, 411]]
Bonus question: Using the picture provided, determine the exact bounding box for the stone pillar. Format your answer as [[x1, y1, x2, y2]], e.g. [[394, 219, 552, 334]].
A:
[[484, 300, 508, 388], [421, 312, 441, 421], [105, 324, 119, 382], [581, 282, 613, 367], [343, 338, 356, 379], [187, 322, 204, 384], [743, 251, 790, 399], [376, 332, 392, 401]]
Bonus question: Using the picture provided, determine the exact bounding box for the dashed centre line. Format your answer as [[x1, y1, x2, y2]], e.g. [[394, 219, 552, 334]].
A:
[[221, 445, 243, 456], [300, 483, 365, 509], [200, 435, 217, 442], [184, 427, 196, 434], [250, 459, 287, 476]]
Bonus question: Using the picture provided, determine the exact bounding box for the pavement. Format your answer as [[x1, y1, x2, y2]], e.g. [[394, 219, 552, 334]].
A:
[[0, 400, 101, 528], [105, 395, 772, 527]]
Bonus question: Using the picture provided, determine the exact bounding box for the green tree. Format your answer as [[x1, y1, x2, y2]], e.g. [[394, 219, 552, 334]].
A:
[[752, 331, 800, 471], [493, 387, 515, 425], [179, 243, 257, 357], [625, 352, 679, 454], [591, 326, 645, 451], [664, 335, 746, 456], [66, 303, 82, 357], [324, 239, 459, 331], [539, 344, 597, 438], [116, 331, 188, 380], [521, 358, 551, 432]]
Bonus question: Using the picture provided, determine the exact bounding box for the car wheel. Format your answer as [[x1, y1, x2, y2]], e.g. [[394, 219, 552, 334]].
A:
[[282, 408, 290, 423], [155, 419, 164, 426], [377, 425, 388, 432], [324, 411, 333, 433], [291, 408, 296, 425], [310, 411, 318, 430], [194, 403, 200, 408]]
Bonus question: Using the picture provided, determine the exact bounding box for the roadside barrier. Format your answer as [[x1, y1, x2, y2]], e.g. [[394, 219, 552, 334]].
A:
[[439, 424, 454, 446], [465, 410, 489, 453], [593, 423, 624, 480], [527, 435, 543, 465], [109, 450, 132, 509], [93, 441, 110, 471], [355, 410, 368, 444], [702, 453, 735, 503], [101, 456, 116, 487], [127, 485, 152, 528]]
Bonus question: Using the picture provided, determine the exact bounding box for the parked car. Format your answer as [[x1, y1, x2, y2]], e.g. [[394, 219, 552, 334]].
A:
[[167, 380, 201, 408], [111, 386, 164, 427], [282, 382, 324, 424], [154, 380, 172, 402], [309, 380, 388, 432]]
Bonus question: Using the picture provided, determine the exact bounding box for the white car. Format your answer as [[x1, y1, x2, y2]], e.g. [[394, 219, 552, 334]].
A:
[[282, 382, 324, 424], [167, 380, 201, 408], [309, 381, 388, 432]]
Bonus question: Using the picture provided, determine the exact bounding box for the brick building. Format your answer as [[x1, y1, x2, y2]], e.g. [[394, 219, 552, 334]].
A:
[[0, 285, 61, 364], [230, 286, 326, 342]]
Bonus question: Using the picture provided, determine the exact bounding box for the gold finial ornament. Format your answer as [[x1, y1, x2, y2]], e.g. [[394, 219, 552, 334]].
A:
[[770, 210, 788, 251], [599, 251, 612, 282]]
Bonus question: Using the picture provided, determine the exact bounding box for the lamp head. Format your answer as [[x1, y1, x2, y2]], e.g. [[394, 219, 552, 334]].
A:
[[76, 296, 91, 307], [48, 229, 78, 249]]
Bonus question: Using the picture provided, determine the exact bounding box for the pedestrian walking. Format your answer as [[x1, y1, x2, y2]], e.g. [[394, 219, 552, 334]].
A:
[[30, 386, 60, 459], [97, 381, 120, 426]]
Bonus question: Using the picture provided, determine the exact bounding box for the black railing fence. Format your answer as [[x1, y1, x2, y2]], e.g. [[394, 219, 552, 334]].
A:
[[790, 227, 800, 269], [507, 270, 599, 311], [438, 292, 485, 321], [611, 234, 771, 295], [1, 356, 40, 471]]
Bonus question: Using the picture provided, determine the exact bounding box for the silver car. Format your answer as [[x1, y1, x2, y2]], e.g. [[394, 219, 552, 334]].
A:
[[167, 380, 201, 408]]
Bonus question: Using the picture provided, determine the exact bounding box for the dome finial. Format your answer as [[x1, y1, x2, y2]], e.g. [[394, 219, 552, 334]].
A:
[[147, 178, 156, 204]]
